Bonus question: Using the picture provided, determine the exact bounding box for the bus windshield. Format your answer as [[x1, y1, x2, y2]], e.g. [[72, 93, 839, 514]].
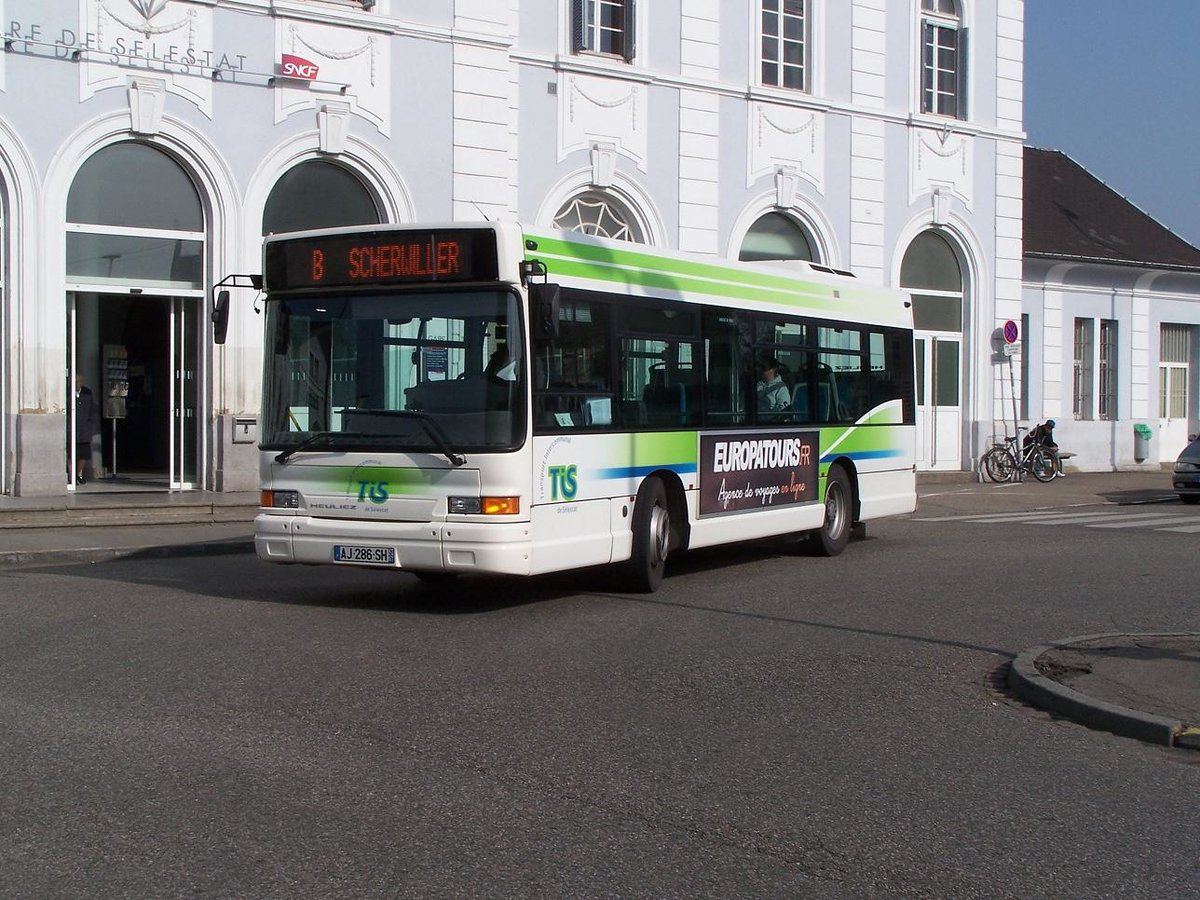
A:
[[261, 288, 525, 456]]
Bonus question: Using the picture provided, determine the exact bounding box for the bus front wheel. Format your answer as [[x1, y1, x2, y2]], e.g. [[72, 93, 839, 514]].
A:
[[805, 466, 852, 557], [625, 477, 670, 593]]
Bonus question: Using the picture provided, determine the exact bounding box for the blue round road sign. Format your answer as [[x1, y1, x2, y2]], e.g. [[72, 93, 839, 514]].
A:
[[1003, 320, 1019, 343]]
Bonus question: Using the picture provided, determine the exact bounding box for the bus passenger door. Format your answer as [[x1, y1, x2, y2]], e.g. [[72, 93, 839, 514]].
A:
[[914, 333, 961, 471]]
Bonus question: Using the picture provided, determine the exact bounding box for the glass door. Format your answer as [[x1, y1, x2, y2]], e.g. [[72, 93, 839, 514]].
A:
[[1158, 325, 1193, 462], [170, 297, 199, 489], [914, 333, 962, 470]]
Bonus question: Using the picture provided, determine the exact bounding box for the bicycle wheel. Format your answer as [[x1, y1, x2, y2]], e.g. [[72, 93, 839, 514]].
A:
[[1028, 447, 1056, 482], [982, 446, 1016, 483]]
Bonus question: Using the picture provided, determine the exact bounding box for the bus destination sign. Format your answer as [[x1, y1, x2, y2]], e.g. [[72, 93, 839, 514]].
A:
[[264, 229, 500, 291]]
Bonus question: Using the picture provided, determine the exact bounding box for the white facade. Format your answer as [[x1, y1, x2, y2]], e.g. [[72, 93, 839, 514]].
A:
[[0, 0, 1025, 496], [1022, 263, 1200, 469]]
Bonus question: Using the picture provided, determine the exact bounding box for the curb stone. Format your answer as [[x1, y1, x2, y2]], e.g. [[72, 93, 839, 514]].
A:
[[1007, 632, 1190, 748], [0, 539, 255, 569]]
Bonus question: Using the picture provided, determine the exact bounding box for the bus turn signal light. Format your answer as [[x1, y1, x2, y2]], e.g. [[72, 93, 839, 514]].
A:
[[261, 490, 299, 508], [482, 496, 519, 515]]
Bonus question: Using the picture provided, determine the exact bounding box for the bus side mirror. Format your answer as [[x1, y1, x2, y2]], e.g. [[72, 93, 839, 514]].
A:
[[531, 282, 560, 342], [213, 290, 230, 345]]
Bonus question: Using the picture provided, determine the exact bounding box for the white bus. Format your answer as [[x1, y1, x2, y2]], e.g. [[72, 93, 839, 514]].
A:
[[246, 223, 915, 592]]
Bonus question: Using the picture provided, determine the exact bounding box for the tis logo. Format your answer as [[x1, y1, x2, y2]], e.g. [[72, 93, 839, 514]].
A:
[[280, 54, 320, 81], [547, 464, 578, 501], [356, 481, 390, 505]]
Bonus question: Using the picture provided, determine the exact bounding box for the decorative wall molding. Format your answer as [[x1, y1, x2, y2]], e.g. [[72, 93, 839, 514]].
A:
[[317, 101, 350, 155], [747, 102, 825, 192], [590, 141, 616, 188], [85, 0, 213, 115], [274, 19, 391, 136], [127, 76, 166, 135], [911, 125, 974, 208], [558, 73, 646, 172]]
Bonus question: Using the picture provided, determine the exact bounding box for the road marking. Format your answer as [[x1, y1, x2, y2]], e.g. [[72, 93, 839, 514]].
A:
[[918, 510, 1167, 524], [1087, 515, 1200, 529], [915, 508, 1200, 534], [1027, 511, 1184, 525]]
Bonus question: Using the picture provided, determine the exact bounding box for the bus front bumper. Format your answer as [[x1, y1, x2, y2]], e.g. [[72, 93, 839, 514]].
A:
[[254, 513, 533, 576]]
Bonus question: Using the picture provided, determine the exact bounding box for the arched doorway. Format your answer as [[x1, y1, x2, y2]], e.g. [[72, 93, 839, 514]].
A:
[[66, 142, 206, 491], [901, 230, 965, 470], [263, 159, 382, 235], [738, 212, 817, 263]]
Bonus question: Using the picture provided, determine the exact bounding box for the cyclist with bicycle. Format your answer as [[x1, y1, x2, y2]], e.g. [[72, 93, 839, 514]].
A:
[[1025, 419, 1064, 477]]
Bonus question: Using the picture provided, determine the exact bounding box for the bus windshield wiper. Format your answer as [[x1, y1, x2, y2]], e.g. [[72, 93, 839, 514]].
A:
[[274, 431, 337, 465], [388, 411, 467, 467]]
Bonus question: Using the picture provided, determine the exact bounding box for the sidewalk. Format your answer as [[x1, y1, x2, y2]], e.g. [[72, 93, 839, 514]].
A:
[[1009, 634, 1200, 750]]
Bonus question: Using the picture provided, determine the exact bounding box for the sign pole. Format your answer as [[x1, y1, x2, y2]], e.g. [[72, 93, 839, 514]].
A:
[[1001, 320, 1021, 441]]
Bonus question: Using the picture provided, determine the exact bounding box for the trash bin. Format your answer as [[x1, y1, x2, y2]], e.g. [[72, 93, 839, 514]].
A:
[[1133, 423, 1153, 463]]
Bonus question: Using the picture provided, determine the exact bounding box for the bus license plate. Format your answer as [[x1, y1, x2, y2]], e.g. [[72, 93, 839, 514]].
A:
[[333, 544, 396, 565]]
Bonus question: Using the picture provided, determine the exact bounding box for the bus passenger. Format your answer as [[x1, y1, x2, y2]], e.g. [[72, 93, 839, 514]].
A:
[[757, 358, 791, 415]]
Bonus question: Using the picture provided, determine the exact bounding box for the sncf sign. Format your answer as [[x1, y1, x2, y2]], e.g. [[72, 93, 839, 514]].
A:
[[280, 54, 319, 81]]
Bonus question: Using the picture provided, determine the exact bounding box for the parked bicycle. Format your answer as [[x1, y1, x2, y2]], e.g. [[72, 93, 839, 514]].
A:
[[981, 432, 1057, 483]]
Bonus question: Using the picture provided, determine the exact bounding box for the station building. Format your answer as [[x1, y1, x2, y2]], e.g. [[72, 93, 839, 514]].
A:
[[1022, 148, 1200, 469], [0, 0, 1025, 497]]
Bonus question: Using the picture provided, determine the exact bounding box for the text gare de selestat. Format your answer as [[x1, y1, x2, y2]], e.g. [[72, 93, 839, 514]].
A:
[[5, 22, 248, 77]]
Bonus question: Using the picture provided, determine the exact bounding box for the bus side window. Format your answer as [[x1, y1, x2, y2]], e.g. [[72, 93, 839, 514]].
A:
[[702, 310, 746, 426]]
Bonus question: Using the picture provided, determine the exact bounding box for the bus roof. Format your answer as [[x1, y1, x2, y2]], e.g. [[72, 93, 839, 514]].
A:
[[523, 228, 913, 330]]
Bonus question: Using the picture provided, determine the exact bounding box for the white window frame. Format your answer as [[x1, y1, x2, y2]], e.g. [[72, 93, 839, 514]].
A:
[[759, 0, 809, 93], [571, 0, 638, 63], [918, 0, 967, 121], [1097, 318, 1118, 421], [1073, 317, 1094, 420], [1159, 324, 1191, 419]]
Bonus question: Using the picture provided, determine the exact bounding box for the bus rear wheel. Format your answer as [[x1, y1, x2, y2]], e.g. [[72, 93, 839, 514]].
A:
[[805, 466, 852, 557], [625, 477, 670, 593]]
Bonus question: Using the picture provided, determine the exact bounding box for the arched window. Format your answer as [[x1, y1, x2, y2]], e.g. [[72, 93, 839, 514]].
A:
[[738, 212, 816, 263], [901, 230, 963, 331], [263, 160, 381, 235], [552, 191, 642, 242], [66, 142, 204, 288], [920, 0, 966, 119]]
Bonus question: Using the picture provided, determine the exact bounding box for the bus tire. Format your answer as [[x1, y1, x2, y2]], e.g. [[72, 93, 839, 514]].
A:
[[625, 477, 670, 593], [806, 466, 852, 557]]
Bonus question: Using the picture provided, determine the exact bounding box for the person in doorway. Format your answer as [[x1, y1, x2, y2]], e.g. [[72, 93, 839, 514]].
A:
[[756, 357, 791, 417], [74, 375, 95, 485], [1025, 418, 1063, 477]]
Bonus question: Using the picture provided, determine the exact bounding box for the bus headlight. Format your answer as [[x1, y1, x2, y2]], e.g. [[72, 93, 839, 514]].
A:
[[449, 496, 520, 515], [261, 489, 300, 508]]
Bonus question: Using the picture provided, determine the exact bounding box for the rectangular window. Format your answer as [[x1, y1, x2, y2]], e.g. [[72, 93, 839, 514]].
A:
[[533, 297, 613, 430], [702, 310, 748, 426], [761, 0, 806, 91], [1098, 319, 1117, 421], [921, 21, 966, 119], [572, 0, 635, 61], [1159, 324, 1191, 419], [1073, 317, 1094, 420], [619, 304, 700, 429]]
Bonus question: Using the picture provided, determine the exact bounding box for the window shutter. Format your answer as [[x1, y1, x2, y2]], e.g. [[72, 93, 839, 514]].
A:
[[955, 27, 969, 120], [920, 22, 934, 114], [622, 0, 636, 61], [571, 0, 586, 52]]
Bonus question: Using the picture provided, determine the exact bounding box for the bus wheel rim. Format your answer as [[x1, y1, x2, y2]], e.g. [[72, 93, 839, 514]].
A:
[[825, 482, 846, 538], [649, 503, 669, 567]]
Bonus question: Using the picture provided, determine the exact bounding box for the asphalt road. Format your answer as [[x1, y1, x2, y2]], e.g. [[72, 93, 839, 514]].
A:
[[2, 510, 1198, 897]]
